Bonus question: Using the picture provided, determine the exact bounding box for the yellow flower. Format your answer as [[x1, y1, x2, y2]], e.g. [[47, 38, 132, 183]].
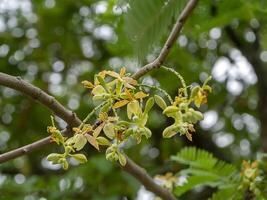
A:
[[47, 126, 64, 145], [66, 124, 93, 151], [113, 88, 148, 109], [194, 89, 208, 108]]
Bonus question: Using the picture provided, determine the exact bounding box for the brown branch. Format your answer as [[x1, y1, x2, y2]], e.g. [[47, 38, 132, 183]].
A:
[[0, 136, 51, 163], [122, 156, 177, 200], [132, 0, 199, 80], [0, 72, 81, 127]]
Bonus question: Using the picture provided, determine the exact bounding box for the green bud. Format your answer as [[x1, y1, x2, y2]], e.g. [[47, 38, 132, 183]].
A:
[[47, 153, 62, 164], [179, 103, 187, 111], [106, 152, 114, 161], [190, 86, 200, 99], [144, 97, 154, 113], [58, 158, 68, 170], [96, 136, 111, 146], [70, 153, 87, 164], [162, 125, 178, 138], [154, 95, 167, 110], [141, 127, 152, 139], [65, 145, 75, 154], [124, 128, 134, 137], [163, 106, 179, 115], [118, 153, 127, 166], [62, 159, 69, 170]]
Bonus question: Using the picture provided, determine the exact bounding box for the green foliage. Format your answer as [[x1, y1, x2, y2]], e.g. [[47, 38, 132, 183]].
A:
[[171, 147, 267, 199], [172, 147, 237, 196], [125, 0, 187, 61]]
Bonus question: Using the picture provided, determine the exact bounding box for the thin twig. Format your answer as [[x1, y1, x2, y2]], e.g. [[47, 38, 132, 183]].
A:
[[161, 66, 188, 97], [132, 0, 199, 80], [139, 84, 173, 104]]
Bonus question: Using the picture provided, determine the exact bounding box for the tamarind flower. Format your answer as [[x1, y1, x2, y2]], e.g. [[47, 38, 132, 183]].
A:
[[162, 102, 203, 140], [241, 161, 259, 180], [105, 143, 126, 166], [65, 124, 93, 151], [47, 126, 64, 145], [113, 88, 148, 109], [104, 67, 137, 89], [123, 97, 154, 143], [155, 172, 179, 190], [190, 77, 212, 108]]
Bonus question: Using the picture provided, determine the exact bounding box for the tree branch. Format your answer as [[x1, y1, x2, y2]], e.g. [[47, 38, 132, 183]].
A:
[[132, 0, 199, 80], [0, 136, 51, 163], [122, 156, 177, 200], [0, 72, 81, 127]]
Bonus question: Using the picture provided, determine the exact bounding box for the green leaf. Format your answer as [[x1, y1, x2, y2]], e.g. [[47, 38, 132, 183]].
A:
[[171, 147, 236, 176], [174, 175, 219, 196], [208, 187, 237, 200], [125, 0, 187, 61], [171, 147, 237, 197]]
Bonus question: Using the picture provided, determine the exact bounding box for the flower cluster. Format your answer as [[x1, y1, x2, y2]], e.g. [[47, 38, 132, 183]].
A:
[[160, 77, 211, 141], [46, 117, 88, 170], [46, 67, 211, 169], [239, 160, 262, 196]]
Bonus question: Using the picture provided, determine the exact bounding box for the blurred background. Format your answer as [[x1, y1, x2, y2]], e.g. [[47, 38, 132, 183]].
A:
[[0, 0, 267, 199]]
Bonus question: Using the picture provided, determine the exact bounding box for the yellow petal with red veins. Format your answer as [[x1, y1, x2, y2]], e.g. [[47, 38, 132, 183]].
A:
[[125, 88, 134, 100], [85, 134, 99, 150], [93, 123, 105, 138]]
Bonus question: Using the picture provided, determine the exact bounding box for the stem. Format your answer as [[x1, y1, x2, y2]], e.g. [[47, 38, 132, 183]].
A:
[[79, 101, 108, 129], [139, 84, 173, 104], [161, 66, 188, 98]]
